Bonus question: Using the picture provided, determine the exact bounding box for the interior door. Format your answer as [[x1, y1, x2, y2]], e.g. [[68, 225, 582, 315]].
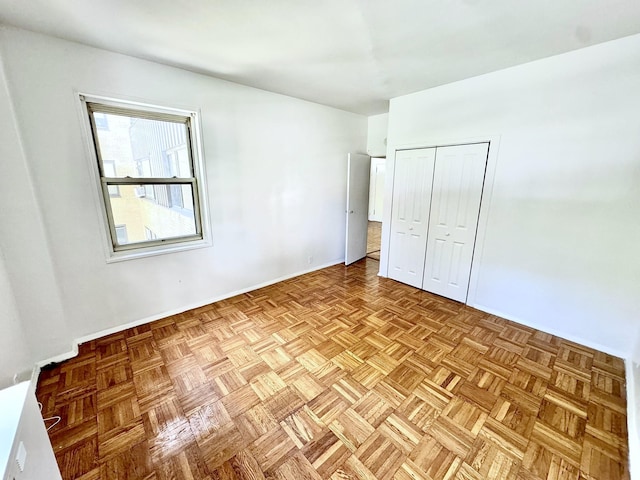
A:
[[345, 153, 371, 265], [368, 158, 386, 222], [387, 148, 436, 288], [422, 143, 489, 302]]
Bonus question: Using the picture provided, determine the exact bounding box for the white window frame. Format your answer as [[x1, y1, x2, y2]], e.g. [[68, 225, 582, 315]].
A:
[[79, 93, 211, 262]]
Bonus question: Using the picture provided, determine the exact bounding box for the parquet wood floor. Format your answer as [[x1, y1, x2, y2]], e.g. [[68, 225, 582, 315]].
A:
[[36, 258, 630, 480], [367, 222, 381, 260]]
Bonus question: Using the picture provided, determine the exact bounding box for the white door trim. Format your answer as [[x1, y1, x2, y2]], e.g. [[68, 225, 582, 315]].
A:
[[379, 135, 501, 307]]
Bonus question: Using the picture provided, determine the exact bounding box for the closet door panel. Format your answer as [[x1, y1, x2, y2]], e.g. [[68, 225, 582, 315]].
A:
[[387, 148, 435, 288], [422, 143, 488, 301]]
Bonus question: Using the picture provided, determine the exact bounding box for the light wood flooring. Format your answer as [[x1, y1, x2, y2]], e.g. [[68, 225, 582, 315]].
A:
[[367, 221, 382, 261], [37, 258, 630, 479]]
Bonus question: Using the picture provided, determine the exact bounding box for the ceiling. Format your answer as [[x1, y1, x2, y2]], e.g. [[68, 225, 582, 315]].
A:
[[1, 0, 640, 115]]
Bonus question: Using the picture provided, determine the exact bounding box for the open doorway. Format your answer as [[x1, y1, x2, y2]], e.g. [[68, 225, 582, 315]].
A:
[[366, 157, 385, 261], [367, 221, 382, 260]]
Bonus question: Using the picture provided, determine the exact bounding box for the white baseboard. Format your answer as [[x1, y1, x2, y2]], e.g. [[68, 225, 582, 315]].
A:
[[626, 359, 639, 479], [471, 303, 627, 359], [35, 259, 345, 368]]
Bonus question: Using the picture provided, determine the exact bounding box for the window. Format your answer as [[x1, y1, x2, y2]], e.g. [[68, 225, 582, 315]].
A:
[[115, 225, 128, 244], [82, 96, 207, 258], [94, 112, 109, 130], [102, 161, 120, 197], [144, 227, 157, 240]]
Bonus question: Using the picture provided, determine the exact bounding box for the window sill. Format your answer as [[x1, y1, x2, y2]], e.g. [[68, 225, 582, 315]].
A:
[[105, 237, 212, 263]]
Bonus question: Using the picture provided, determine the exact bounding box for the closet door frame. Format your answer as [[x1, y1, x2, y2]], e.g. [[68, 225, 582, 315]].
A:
[[379, 135, 501, 307]]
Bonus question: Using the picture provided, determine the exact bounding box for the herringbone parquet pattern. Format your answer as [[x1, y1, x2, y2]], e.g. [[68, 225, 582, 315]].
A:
[[36, 259, 630, 479]]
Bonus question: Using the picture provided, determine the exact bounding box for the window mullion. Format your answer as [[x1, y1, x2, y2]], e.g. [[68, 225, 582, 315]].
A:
[[101, 177, 197, 185]]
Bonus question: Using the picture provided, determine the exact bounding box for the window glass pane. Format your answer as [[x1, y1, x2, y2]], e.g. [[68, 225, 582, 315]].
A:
[[103, 160, 120, 197], [144, 227, 157, 240], [115, 225, 128, 244], [94, 113, 109, 130], [109, 183, 197, 246], [93, 112, 192, 178]]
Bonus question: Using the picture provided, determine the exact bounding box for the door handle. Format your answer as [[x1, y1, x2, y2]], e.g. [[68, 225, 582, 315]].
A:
[[349, 210, 354, 214], [445, 233, 450, 236], [409, 227, 414, 230]]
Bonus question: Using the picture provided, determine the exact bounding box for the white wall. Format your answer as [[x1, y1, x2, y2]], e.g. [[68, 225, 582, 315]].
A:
[[0, 252, 32, 388], [0, 26, 366, 362], [367, 113, 389, 157], [382, 34, 640, 357], [0, 49, 69, 376]]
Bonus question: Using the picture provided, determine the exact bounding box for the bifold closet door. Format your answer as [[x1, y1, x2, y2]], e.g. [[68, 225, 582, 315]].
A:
[[422, 143, 489, 302], [388, 148, 436, 288]]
